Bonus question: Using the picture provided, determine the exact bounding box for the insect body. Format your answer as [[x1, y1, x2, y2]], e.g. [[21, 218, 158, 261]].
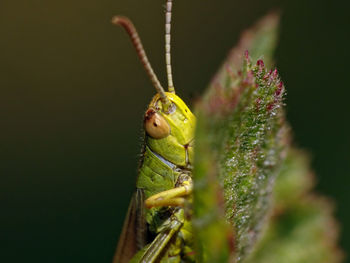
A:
[[112, 1, 196, 262]]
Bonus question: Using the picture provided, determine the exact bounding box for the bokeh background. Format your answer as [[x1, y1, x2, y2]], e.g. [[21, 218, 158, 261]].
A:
[[1, 0, 349, 262]]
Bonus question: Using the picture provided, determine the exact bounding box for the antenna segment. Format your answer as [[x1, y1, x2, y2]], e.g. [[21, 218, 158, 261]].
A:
[[111, 16, 170, 105], [165, 0, 175, 93]]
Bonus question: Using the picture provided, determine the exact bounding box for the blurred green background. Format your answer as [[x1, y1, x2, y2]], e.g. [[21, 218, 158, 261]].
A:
[[1, 0, 349, 262]]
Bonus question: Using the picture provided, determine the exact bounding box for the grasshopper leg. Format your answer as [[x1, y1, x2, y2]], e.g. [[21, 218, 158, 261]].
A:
[[130, 210, 185, 263], [145, 178, 192, 209]]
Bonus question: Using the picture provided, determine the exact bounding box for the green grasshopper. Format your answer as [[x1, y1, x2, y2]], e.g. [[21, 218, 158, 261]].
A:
[[112, 1, 196, 262]]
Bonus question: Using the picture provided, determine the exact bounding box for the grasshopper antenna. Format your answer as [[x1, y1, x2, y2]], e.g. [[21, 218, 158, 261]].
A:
[[111, 16, 170, 105], [165, 0, 175, 93]]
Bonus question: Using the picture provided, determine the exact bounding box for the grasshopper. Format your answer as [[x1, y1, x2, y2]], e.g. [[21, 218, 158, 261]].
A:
[[112, 1, 196, 262]]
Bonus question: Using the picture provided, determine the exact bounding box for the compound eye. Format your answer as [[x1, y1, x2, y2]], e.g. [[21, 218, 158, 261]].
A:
[[144, 109, 170, 139]]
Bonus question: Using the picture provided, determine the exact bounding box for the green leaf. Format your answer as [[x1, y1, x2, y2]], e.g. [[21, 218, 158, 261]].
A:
[[193, 12, 342, 263]]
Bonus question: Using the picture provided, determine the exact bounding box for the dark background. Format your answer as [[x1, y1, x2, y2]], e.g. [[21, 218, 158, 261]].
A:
[[1, 0, 349, 262]]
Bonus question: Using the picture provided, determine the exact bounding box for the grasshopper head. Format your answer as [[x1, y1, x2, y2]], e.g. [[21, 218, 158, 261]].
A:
[[113, 1, 193, 167], [144, 92, 195, 168]]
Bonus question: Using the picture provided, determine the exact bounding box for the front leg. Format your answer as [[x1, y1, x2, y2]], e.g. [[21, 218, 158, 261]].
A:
[[145, 176, 193, 209]]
